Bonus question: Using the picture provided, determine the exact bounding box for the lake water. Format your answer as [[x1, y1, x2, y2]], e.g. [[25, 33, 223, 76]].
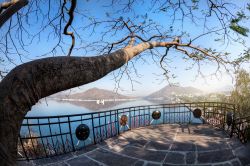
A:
[[26, 99, 157, 117]]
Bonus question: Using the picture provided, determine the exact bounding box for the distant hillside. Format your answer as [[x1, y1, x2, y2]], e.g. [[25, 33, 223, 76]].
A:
[[213, 85, 233, 94], [146, 85, 203, 100], [65, 100, 126, 111], [67, 88, 131, 100]]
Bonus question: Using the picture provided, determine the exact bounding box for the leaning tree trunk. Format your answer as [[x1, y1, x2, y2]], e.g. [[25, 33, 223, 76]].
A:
[[0, 42, 164, 165]]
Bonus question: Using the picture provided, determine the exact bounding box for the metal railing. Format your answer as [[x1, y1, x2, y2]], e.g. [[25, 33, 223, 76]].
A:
[[231, 115, 250, 143], [17, 102, 237, 161]]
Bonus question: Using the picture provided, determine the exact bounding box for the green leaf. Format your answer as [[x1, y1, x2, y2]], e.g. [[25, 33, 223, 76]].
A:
[[230, 23, 249, 36], [247, 3, 250, 11], [231, 12, 247, 23], [192, 6, 198, 10], [237, 11, 247, 20]]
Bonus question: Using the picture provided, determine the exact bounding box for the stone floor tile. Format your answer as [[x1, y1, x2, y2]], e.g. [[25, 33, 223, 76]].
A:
[[170, 141, 196, 151], [66, 155, 100, 166], [49, 162, 72, 166], [146, 162, 162, 166], [86, 148, 138, 166], [18, 124, 250, 166], [133, 160, 145, 166], [234, 145, 250, 166], [164, 152, 185, 164], [197, 149, 235, 164], [213, 163, 231, 166], [231, 160, 242, 166], [196, 140, 229, 151], [120, 146, 166, 162], [145, 140, 172, 150], [186, 152, 196, 164]]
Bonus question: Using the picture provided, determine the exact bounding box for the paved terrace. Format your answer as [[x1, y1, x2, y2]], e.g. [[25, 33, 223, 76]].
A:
[[18, 124, 250, 166]]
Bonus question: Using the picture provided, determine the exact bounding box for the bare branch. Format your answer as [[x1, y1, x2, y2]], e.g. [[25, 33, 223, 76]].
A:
[[0, 0, 28, 28], [63, 0, 77, 56]]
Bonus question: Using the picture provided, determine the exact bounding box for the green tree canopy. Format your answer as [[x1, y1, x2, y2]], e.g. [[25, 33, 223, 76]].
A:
[[231, 69, 250, 116]]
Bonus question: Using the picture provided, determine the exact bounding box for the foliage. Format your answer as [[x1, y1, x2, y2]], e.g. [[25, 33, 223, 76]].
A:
[[0, 0, 250, 83], [229, 11, 249, 37], [234, 48, 250, 64], [229, 24, 249, 37], [231, 70, 250, 116], [18, 132, 45, 158], [179, 93, 229, 103]]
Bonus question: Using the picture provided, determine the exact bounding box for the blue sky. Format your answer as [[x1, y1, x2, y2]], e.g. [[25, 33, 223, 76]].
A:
[[66, 0, 250, 95], [1, 0, 250, 96]]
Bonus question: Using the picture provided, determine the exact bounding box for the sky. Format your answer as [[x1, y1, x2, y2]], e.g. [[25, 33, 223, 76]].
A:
[[64, 0, 250, 96], [1, 0, 250, 96]]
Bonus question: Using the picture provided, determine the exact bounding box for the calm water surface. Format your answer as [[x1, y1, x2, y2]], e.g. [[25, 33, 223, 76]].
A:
[[27, 99, 156, 117]]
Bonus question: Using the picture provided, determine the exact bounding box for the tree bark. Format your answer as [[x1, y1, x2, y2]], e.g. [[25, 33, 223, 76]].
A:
[[0, 0, 220, 164], [0, 42, 156, 165], [0, 40, 181, 165]]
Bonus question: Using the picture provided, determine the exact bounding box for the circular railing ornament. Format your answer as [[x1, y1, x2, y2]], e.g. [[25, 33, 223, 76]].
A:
[[152, 110, 161, 120], [193, 108, 202, 118], [75, 124, 90, 141], [120, 115, 128, 126], [226, 112, 233, 126]]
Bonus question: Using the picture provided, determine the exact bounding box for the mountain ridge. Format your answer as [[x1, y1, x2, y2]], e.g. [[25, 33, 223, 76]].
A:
[[146, 85, 203, 100], [60, 88, 132, 100], [52, 85, 204, 100]]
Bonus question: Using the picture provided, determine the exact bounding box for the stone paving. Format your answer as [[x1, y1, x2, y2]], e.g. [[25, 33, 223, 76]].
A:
[[18, 124, 250, 166]]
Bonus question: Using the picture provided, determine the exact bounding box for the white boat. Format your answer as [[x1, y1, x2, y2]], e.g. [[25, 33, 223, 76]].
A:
[[96, 99, 105, 105]]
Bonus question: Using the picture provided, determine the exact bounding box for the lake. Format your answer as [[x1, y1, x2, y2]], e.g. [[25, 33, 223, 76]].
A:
[[26, 99, 158, 117]]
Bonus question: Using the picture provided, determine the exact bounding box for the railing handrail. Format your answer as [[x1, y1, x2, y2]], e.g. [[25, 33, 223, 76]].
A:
[[234, 115, 250, 124], [18, 102, 238, 161], [24, 101, 235, 119]]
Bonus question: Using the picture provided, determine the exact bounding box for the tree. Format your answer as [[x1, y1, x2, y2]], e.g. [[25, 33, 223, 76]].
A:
[[231, 69, 250, 116], [0, 0, 250, 165]]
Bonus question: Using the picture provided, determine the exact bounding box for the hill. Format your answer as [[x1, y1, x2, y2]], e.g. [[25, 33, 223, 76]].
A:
[[67, 88, 131, 100], [146, 85, 203, 100]]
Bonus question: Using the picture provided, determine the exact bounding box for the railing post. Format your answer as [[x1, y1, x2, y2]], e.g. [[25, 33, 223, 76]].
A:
[[134, 107, 136, 128], [109, 111, 112, 137], [98, 113, 102, 141], [163, 105, 165, 124], [91, 114, 96, 144], [38, 119, 49, 157], [117, 110, 120, 135], [203, 102, 205, 119], [230, 118, 235, 138], [129, 108, 131, 128], [27, 120, 39, 158], [189, 103, 192, 124], [148, 106, 151, 126], [138, 107, 141, 127], [18, 134, 29, 161], [68, 117, 75, 151], [222, 103, 225, 130], [230, 105, 236, 138], [104, 112, 107, 139]]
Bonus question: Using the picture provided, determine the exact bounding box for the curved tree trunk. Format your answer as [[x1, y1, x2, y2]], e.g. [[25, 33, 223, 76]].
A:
[[0, 1, 214, 164], [0, 42, 165, 165]]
